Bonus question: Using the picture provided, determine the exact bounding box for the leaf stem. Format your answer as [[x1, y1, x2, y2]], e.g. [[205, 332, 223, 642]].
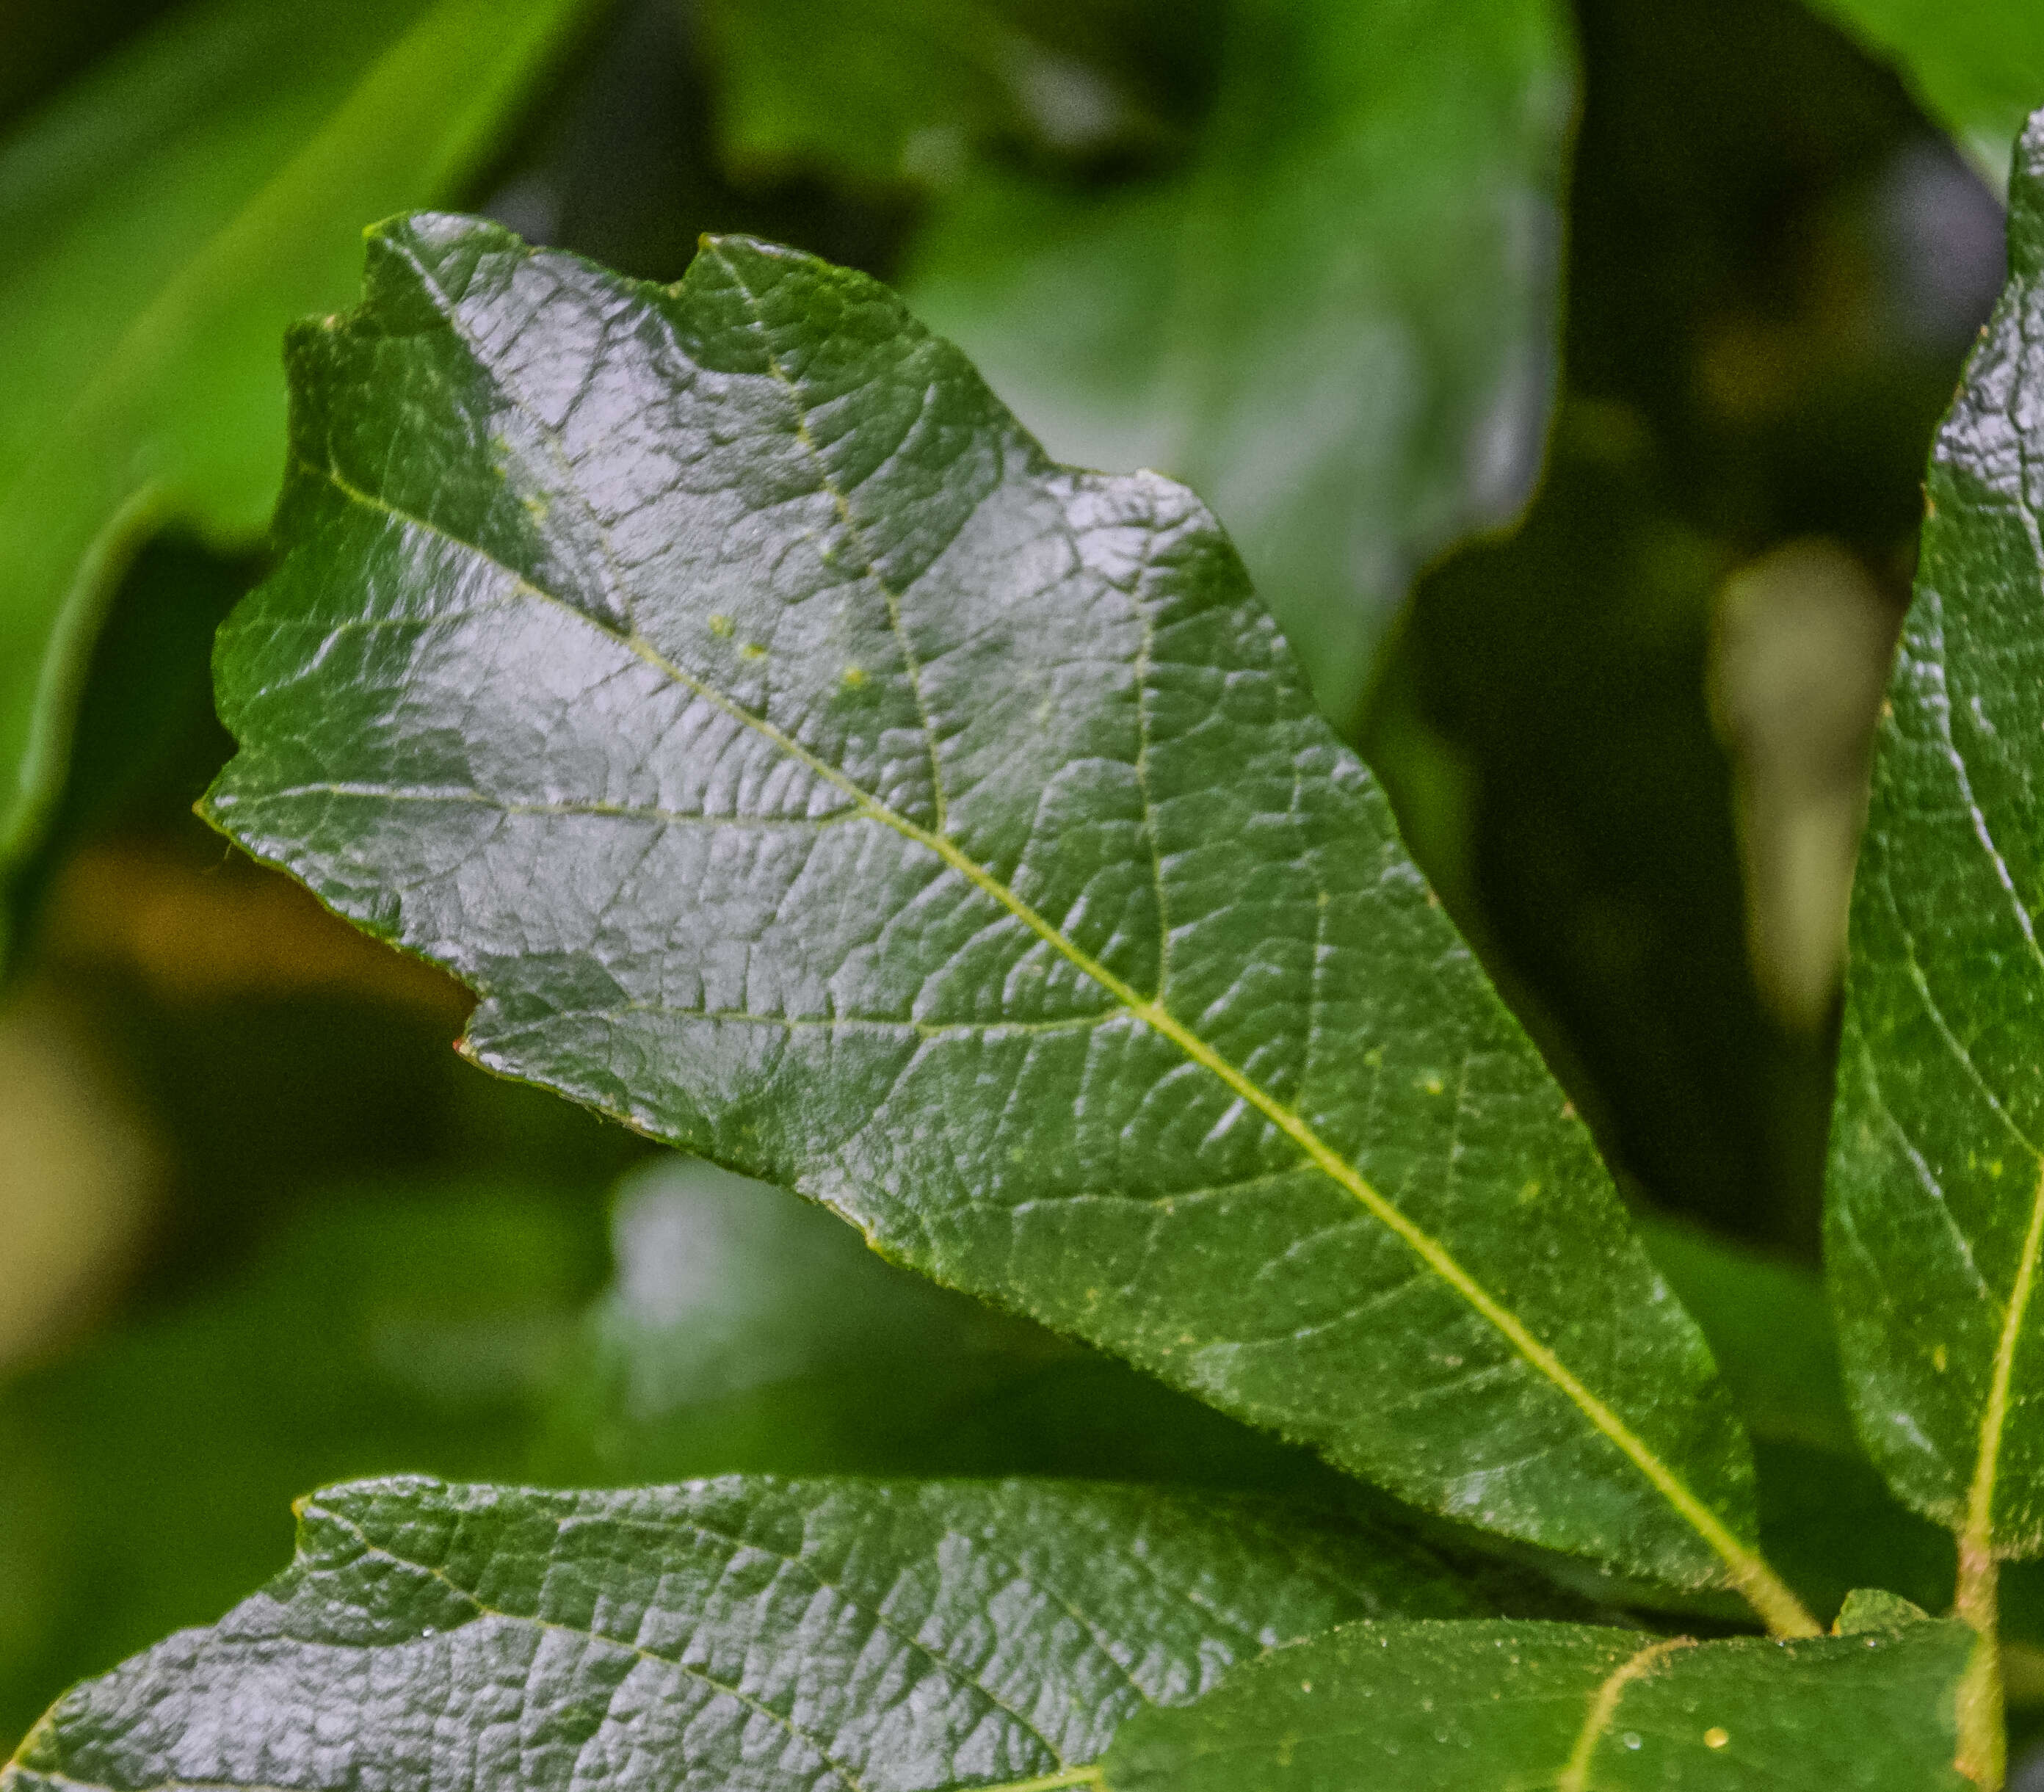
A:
[[1957, 1495, 2008, 1787], [1954, 1591, 2004, 1791], [1952, 1161, 2044, 1786]]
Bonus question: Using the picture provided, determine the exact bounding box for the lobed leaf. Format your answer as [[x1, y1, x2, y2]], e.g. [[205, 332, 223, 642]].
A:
[[0, 0, 598, 959], [1, 1475, 1485, 1792], [202, 214, 1791, 1609], [1100, 1614, 1974, 1791], [1827, 109, 2044, 1556]]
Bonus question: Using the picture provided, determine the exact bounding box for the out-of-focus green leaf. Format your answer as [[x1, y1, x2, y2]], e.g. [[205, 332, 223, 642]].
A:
[[1640, 1219, 1857, 1457], [1802, 0, 2044, 187], [5, 1475, 1494, 1792], [0, 0, 601, 962], [705, 0, 1166, 187], [200, 217, 1797, 1615], [1825, 111, 2044, 1555], [537, 1155, 1335, 1492], [1101, 1615, 1973, 1791], [902, 0, 1573, 724], [0, 1181, 604, 1753]]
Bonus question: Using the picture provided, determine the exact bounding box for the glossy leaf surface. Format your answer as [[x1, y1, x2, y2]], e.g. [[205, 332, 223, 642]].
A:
[[200, 216, 1780, 1603], [1101, 1616, 1972, 1791], [0, 0, 596, 948], [1827, 112, 2044, 1551], [1805, 0, 2044, 186], [3, 1475, 1485, 1792], [903, 0, 1570, 724]]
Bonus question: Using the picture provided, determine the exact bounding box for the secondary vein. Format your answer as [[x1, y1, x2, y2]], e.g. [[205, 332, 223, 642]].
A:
[[1556, 1636, 1695, 1792]]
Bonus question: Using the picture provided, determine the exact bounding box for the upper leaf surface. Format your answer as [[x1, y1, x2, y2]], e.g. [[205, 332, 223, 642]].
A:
[[901, 0, 1571, 725], [1101, 1615, 1972, 1791], [1802, 0, 2044, 187], [3, 1474, 1483, 1792], [1827, 110, 2044, 1551], [0, 0, 595, 944], [206, 215, 1769, 1601]]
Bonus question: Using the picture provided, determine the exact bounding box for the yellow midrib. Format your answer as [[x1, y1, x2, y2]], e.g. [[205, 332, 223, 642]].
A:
[[1964, 1161, 2044, 1575], [1954, 1153, 2044, 1792], [298, 414, 1815, 1637], [615, 605, 1811, 1632]]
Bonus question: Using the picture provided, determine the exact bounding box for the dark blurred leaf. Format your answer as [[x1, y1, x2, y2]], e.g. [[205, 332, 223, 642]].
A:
[[898, 0, 1573, 725], [0, 0, 603, 963], [0, 1180, 606, 1751], [1374, 0, 1987, 1267], [1803, 0, 2044, 185], [1102, 1615, 1972, 1791], [8, 1474, 1498, 1792]]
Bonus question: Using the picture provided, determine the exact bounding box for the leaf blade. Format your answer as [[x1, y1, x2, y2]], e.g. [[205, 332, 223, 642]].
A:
[[205, 214, 1786, 1606], [3, 1475, 1489, 1792], [1099, 1616, 1974, 1791], [1826, 109, 2044, 1555]]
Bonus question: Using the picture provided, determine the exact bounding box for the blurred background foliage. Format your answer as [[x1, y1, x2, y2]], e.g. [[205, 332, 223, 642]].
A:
[[2, 0, 2041, 1763]]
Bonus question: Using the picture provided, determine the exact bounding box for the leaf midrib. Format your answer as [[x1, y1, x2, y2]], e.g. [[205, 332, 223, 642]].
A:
[[1964, 1162, 2044, 1579], [272, 413, 1808, 1630]]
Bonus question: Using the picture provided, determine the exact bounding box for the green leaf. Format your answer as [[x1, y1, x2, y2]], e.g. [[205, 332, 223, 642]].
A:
[[0, 0, 599, 958], [1800, 0, 2044, 188], [1100, 1617, 1974, 1792], [1825, 111, 2044, 1556], [200, 214, 1802, 1618], [902, 0, 1572, 724], [3, 1474, 1491, 1792]]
